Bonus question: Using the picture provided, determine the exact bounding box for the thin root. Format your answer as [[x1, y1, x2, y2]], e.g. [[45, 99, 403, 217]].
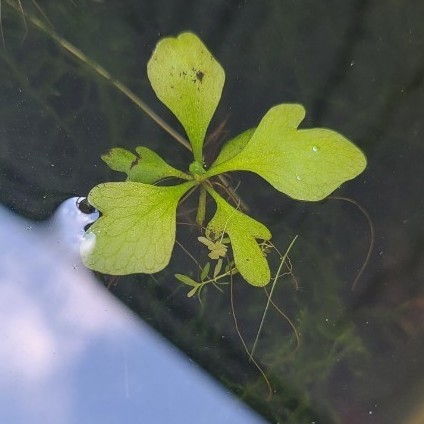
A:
[[230, 274, 273, 401], [329, 196, 374, 290]]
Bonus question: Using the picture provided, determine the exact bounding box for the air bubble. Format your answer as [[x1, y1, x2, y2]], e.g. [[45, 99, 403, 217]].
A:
[[312, 146, 319, 152]]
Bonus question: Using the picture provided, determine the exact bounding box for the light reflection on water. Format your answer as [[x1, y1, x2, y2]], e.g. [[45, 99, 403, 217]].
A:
[[0, 198, 266, 424]]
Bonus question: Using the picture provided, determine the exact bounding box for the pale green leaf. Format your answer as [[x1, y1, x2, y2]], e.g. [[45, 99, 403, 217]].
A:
[[208, 246, 227, 260], [206, 187, 271, 287], [198, 236, 215, 250], [211, 128, 255, 168], [198, 236, 228, 259], [213, 258, 223, 279], [175, 273, 198, 287], [200, 262, 211, 281], [147, 32, 225, 162], [187, 286, 199, 298], [206, 104, 367, 201], [81, 181, 193, 275], [101, 147, 188, 184]]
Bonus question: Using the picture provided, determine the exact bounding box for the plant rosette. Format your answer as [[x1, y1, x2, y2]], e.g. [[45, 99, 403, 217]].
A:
[[81, 32, 366, 288]]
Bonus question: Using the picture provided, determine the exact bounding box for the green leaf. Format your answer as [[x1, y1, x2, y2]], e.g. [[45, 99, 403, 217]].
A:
[[211, 128, 255, 168], [101, 147, 189, 184], [175, 274, 198, 287], [206, 104, 367, 201], [213, 259, 223, 279], [147, 32, 225, 162], [205, 187, 271, 287], [200, 262, 211, 281], [198, 236, 228, 260], [81, 181, 194, 275], [187, 286, 199, 298]]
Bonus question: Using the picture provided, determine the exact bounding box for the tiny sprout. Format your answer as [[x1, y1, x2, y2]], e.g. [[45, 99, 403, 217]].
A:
[[198, 235, 228, 260]]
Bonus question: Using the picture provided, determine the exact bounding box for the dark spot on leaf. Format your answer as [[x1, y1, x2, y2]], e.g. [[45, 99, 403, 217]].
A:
[[130, 158, 139, 169], [196, 70, 204, 82]]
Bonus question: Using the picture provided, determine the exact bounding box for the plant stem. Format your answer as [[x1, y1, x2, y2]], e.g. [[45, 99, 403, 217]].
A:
[[4, 0, 191, 151], [196, 186, 207, 226]]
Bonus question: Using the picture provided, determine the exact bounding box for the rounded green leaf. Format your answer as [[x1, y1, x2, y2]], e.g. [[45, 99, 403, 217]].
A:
[[147, 32, 225, 162], [81, 181, 193, 275], [207, 104, 367, 201], [206, 187, 271, 287]]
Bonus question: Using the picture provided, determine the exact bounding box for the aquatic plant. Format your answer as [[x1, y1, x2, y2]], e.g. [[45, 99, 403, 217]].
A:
[[80, 32, 366, 288]]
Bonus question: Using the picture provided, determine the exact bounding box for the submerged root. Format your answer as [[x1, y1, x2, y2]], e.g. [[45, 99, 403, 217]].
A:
[[250, 235, 299, 360], [230, 275, 273, 401]]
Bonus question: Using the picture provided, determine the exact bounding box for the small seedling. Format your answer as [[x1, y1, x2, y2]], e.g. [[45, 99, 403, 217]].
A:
[[198, 234, 229, 260], [176, 232, 237, 299]]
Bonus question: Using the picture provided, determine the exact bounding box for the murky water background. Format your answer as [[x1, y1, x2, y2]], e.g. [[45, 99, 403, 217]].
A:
[[1, 1, 423, 423]]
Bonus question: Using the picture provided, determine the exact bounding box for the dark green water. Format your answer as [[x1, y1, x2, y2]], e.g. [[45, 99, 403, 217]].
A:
[[1, 1, 424, 423]]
